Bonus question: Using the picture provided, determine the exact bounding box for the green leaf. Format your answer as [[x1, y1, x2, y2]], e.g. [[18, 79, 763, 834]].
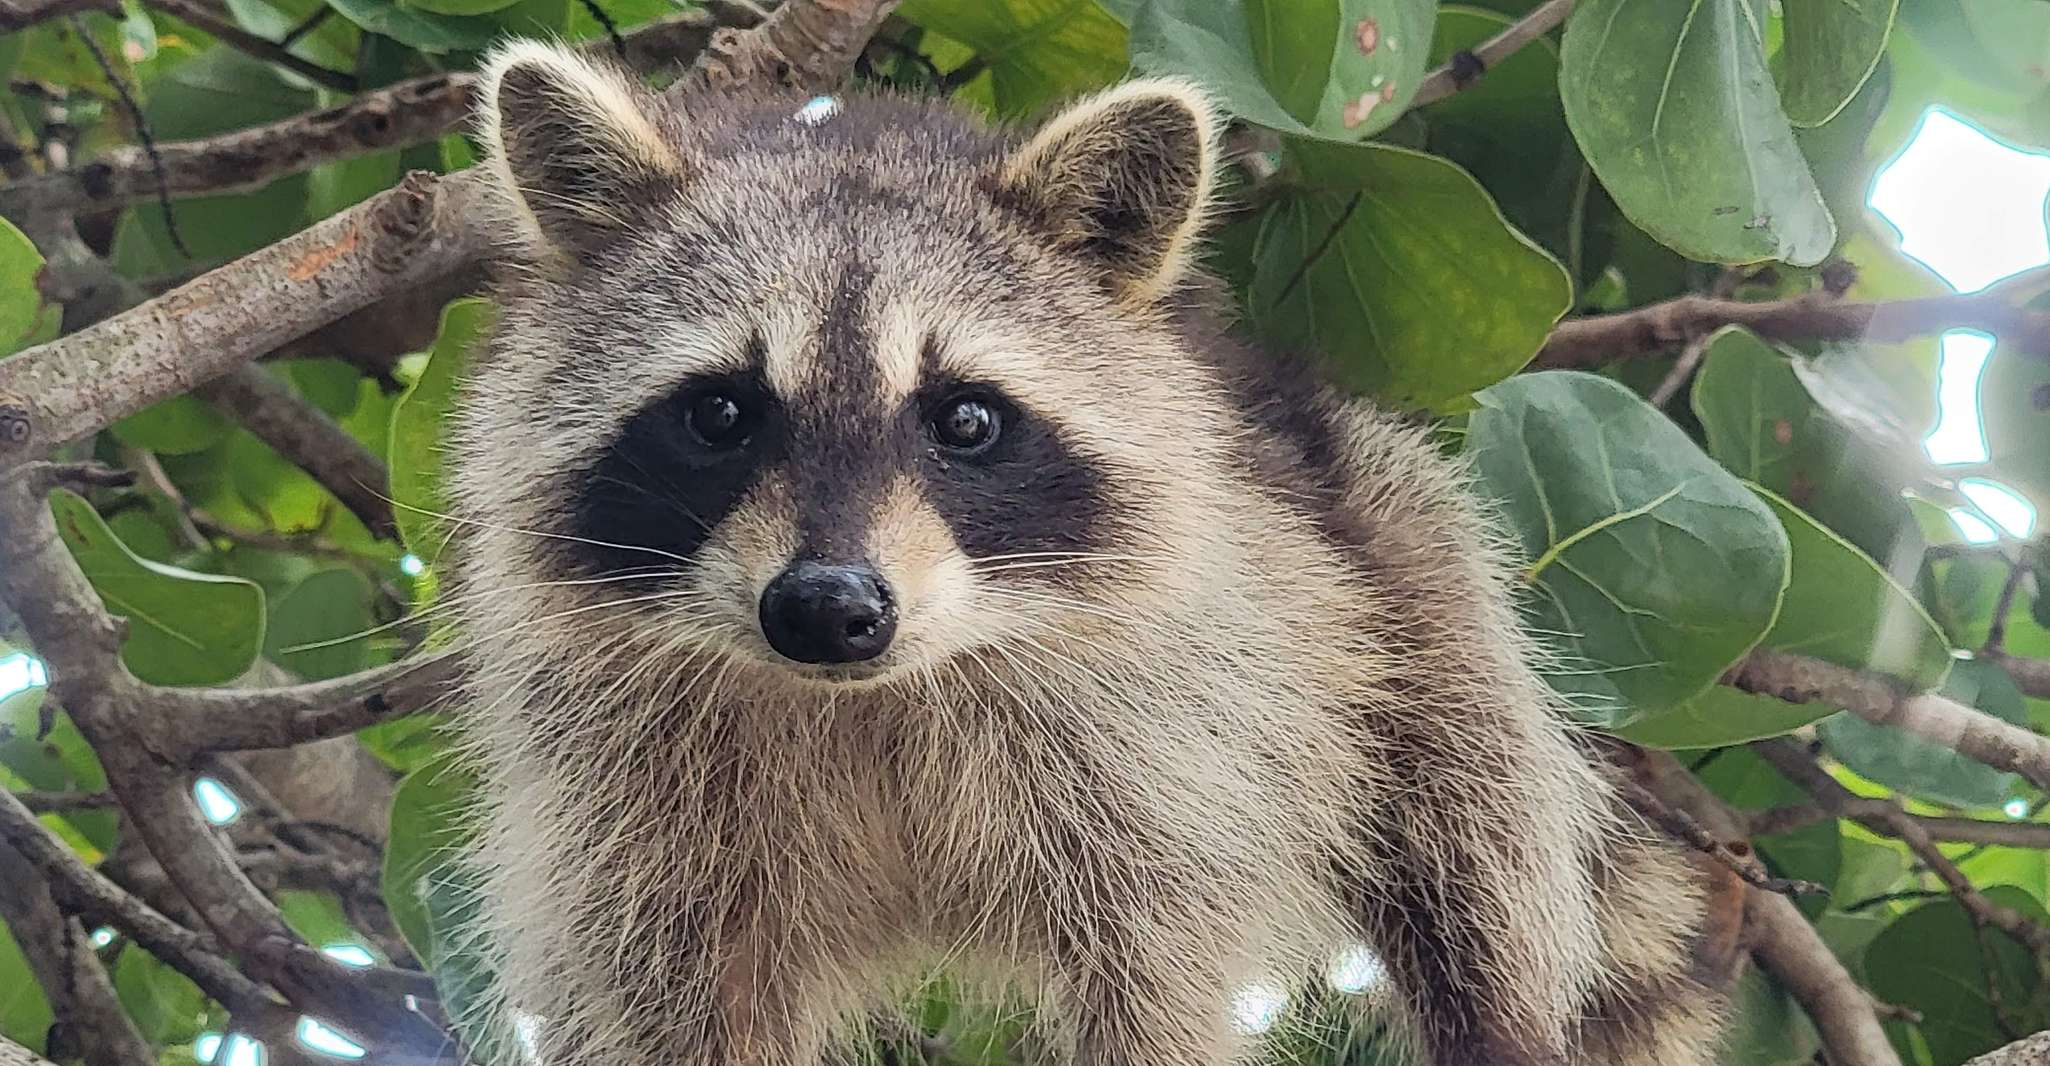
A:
[[391, 299, 492, 571], [1558, 0, 1836, 265], [266, 568, 377, 681], [1776, 0, 1898, 127], [51, 490, 264, 686], [114, 945, 209, 1045], [1129, 0, 1433, 140], [1464, 371, 1789, 724], [1247, 139, 1570, 408], [898, 0, 1130, 117], [222, 0, 361, 72], [1821, 658, 2028, 809], [1689, 325, 1921, 565], [1865, 886, 2050, 1065], [0, 216, 44, 357], [278, 889, 368, 955], [307, 151, 405, 222], [1420, 6, 1580, 262], [1, 690, 118, 857], [321, 0, 501, 53], [383, 756, 506, 1056], [1611, 684, 1834, 749], [382, 756, 481, 968], [0, 918, 53, 1053], [1979, 340, 2050, 518], [405, 0, 522, 18], [356, 713, 455, 773], [1717, 968, 1820, 1066], [112, 48, 314, 272], [1750, 487, 1950, 690], [110, 394, 234, 456]]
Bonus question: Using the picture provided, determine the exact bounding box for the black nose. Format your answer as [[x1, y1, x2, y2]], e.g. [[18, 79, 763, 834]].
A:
[[758, 561, 897, 664]]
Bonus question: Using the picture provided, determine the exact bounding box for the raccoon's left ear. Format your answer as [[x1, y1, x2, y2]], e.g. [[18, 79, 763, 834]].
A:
[[998, 77, 1220, 304], [476, 40, 689, 257]]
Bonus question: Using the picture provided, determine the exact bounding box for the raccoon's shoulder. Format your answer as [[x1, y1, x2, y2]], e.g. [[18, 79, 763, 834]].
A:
[[1166, 278, 1487, 565]]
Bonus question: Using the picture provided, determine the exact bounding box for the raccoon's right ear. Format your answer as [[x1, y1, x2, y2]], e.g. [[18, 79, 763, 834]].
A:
[[477, 41, 688, 256]]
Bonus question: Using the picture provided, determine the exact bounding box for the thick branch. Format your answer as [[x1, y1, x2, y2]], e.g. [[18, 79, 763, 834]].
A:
[[1624, 746, 1901, 1066], [0, 12, 739, 219], [0, 463, 444, 1053], [196, 364, 396, 538], [1532, 291, 2050, 369], [0, 170, 487, 468], [1968, 1031, 2050, 1066], [0, 842, 154, 1066], [1408, 0, 1573, 108], [671, 0, 898, 100], [1728, 649, 2050, 793], [158, 650, 462, 753], [0, 787, 273, 1012], [1, 1036, 61, 1066]]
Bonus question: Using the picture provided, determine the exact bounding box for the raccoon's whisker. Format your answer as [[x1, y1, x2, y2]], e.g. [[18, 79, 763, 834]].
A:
[[274, 568, 692, 655], [587, 466, 719, 536], [383, 495, 700, 567]]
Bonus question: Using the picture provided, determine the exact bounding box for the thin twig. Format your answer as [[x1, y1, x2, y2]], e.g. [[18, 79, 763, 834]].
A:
[[1617, 777, 1826, 896], [196, 364, 397, 539], [68, 14, 190, 259], [1408, 0, 1574, 108], [0, 12, 739, 218], [1985, 557, 2035, 655], [1750, 804, 2050, 850]]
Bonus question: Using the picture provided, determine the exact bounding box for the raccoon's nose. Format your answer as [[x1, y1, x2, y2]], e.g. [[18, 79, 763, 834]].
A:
[[758, 561, 898, 665]]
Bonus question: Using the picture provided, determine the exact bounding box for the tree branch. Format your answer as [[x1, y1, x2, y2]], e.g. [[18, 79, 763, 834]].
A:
[[1727, 648, 2050, 793], [1750, 803, 2050, 850], [159, 649, 461, 753], [1624, 745, 1902, 1066], [1967, 1031, 2050, 1066], [0, 787, 274, 1012], [0, 11, 743, 219], [1753, 738, 2050, 954], [196, 364, 396, 538], [1408, 0, 1573, 108], [670, 0, 898, 100], [0, 462, 445, 1054], [0, 842, 155, 1066], [0, 170, 487, 468], [1988, 650, 2050, 701], [0, 0, 115, 31], [1532, 290, 2050, 369]]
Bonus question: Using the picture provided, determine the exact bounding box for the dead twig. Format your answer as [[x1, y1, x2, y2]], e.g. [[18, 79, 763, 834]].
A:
[[1408, 0, 1573, 108]]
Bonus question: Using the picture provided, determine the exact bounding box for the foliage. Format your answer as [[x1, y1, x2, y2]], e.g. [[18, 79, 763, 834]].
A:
[[5, 0, 2050, 1064]]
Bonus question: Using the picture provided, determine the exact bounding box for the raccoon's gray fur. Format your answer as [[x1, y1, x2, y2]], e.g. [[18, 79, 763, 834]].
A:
[[446, 40, 1729, 1066]]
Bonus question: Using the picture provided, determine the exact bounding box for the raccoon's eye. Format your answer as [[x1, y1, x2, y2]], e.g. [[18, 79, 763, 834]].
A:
[[930, 395, 1002, 455], [683, 390, 753, 449]]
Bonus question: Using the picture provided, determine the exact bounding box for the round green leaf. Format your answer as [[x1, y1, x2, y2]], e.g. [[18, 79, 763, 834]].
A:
[[1248, 139, 1571, 408], [1820, 657, 2028, 809], [1979, 339, 2050, 517], [1128, 0, 1433, 140], [1750, 486, 1950, 690], [1464, 371, 1789, 723], [1865, 887, 2050, 1065], [1612, 686, 1837, 749], [109, 394, 234, 457], [1776, 0, 1899, 127], [266, 568, 377, 681], [391, 299, 494, 571], [50, 490, 264, 686], [897, 0, 1130, 117], [1690, 325, 1921, 565], [0, 919, 53, 1053], [403, 0, 522, 19], [383, 757, 506, 1056], [320, 0, 501, 54], [113, 945, 208, 1045], [0, 216, 44, 356], [1559, 0, 1837, 265]]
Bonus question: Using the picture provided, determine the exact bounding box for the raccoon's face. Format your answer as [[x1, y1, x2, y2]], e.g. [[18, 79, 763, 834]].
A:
[[465, 44, 1236, 687]]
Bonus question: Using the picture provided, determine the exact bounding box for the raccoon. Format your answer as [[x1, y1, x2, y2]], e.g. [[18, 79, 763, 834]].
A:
[[446, 39, 1728, 1066]]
